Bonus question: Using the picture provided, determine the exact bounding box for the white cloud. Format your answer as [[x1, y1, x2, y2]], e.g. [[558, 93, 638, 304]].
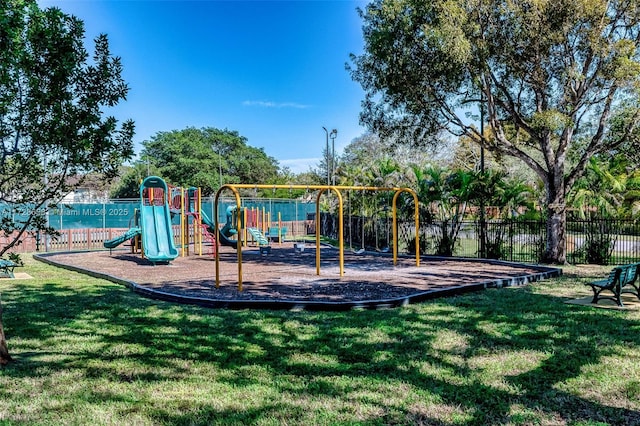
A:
[[279, 158, 320, 174], [243, 100, 311, 109]]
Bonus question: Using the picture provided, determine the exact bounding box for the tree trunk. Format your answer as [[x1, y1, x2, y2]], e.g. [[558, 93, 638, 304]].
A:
[[0, 295, 12, 365], [543, 182, 567, 264]]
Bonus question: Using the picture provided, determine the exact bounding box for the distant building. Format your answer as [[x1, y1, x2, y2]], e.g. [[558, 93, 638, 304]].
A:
[[60, 174, 111, 203]]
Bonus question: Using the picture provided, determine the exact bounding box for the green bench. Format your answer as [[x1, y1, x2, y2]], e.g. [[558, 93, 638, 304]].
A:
[[0, 259, 21, 279], [586, 263, 640, 307]]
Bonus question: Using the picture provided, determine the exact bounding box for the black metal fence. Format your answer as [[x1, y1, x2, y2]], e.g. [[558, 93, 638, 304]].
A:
[[316, 212, 640, 265]]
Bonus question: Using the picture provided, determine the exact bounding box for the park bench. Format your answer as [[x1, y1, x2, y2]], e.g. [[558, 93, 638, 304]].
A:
[[0, 259, 21, 279], [586, 263, 640, 307]]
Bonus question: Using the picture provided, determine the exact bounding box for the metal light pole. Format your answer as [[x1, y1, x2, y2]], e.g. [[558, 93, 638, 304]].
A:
[[329, 129, 337, 185], [213, 144, 223, 188], [322, 127, 330, 185], [218, 148, 223, 189], [322, 127, 338, 186]]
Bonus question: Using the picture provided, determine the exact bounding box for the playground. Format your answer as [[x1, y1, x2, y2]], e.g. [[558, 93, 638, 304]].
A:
[[37, 242, 560, 309], [29, 176, 561, 309]]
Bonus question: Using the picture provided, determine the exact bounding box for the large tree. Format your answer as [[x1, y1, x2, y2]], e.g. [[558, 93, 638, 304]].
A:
[[349, 0, 640, 263], [0, 0, 134, 256], [0, 0, 134, 364], [132, 127, 280, 197]]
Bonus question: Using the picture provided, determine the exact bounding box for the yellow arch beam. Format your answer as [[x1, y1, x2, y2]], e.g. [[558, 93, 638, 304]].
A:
[[213, 184, 419, 291], [315, 187, 344, 276]]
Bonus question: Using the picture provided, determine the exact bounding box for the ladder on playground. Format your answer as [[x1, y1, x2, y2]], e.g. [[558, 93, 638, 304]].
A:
[[200, 224, 217, 258]]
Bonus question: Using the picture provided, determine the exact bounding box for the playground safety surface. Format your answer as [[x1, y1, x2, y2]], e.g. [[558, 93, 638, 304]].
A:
[[35, 243, 561, 310]]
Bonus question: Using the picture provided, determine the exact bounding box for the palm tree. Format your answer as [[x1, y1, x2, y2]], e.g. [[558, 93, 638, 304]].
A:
[[567, 156, 627, 264], [470, 170, 536, 259], [408, 165, 476, 256], [368, 158, 405, 249], [568, 157, 625, 219], [624, 169, 640, 218]]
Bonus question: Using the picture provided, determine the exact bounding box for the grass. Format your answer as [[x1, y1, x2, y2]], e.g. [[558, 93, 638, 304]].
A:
[[1, 257, 640, 425]]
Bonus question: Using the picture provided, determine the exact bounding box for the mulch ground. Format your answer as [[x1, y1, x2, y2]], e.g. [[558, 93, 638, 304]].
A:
[[37, 242, 560, 307]]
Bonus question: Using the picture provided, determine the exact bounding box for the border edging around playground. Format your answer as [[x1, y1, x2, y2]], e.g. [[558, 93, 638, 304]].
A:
[[33, 251, 562, 311]]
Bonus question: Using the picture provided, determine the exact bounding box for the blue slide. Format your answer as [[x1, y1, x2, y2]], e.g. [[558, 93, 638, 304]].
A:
[[201, 207, 238, 248], [138, 176, 179, 263], [103, 227, 141, 249]]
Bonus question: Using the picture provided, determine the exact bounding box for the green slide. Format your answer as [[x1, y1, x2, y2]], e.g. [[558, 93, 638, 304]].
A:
[[139, 176, 179, 263], [247, 227, 269, 246], [201, 207, 239, 248], [103, 227, 141, 249]]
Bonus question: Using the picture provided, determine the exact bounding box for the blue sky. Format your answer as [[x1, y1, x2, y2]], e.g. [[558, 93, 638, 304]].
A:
[[39, 0, 369, 173]]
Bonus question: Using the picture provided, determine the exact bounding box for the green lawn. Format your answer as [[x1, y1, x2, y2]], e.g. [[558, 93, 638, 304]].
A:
[[1, 257, 639, 425]]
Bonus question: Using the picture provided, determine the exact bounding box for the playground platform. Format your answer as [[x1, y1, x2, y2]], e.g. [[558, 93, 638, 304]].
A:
[[34, 243, 561, 310]]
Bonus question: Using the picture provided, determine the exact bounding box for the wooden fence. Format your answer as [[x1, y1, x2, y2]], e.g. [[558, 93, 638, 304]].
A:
[[0, 228, 132, 253], [1, 221, 311, 254]]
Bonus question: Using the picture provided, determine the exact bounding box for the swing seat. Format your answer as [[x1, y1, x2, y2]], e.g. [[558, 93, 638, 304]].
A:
[[260, 246, 271, 256], [294, 242, 306, 253]]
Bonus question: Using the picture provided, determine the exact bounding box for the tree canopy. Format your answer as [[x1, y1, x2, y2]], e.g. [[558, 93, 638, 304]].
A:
[[0, 0, 134, 256], [350, 0, 640, 263], [112, 127, 280, 198]]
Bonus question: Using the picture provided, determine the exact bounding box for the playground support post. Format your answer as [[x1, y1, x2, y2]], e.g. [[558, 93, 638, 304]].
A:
[[197, 187, 203, 256], [214, 186, 243, 291], [189, 187, 204, 256], [180, 187, 186, 257], [243, 208, 248, 248], [262, 208, 266, 234], [267, 211, 271, 233]]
